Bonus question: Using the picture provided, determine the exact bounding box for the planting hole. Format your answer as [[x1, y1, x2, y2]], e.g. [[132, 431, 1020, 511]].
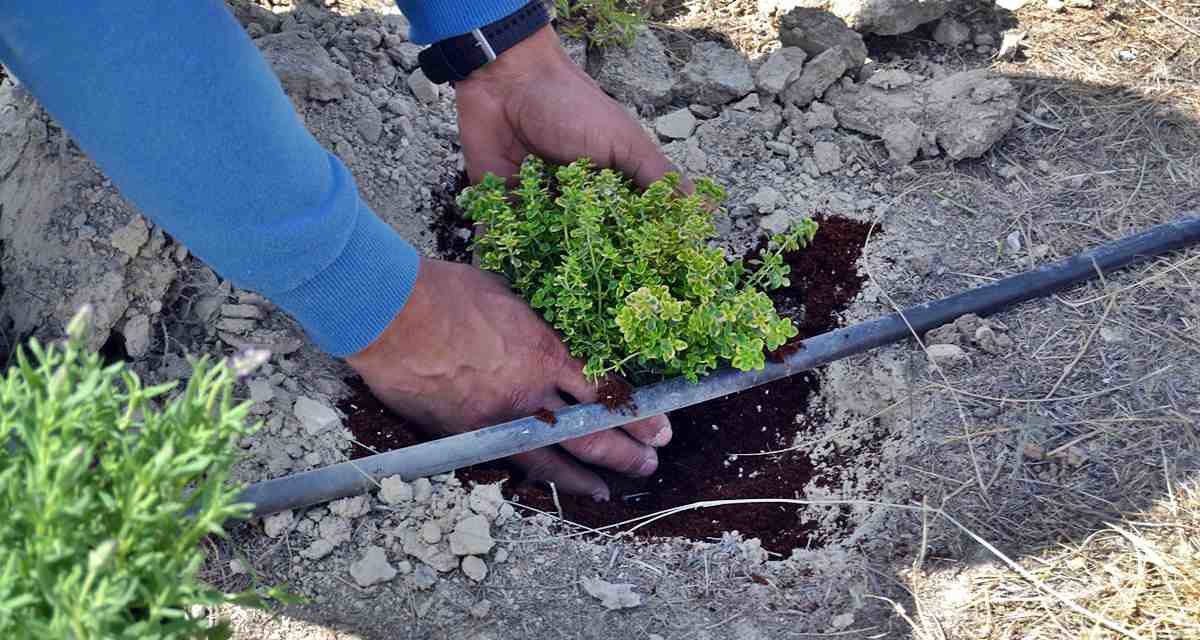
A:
[[342, 204, 873, 552]]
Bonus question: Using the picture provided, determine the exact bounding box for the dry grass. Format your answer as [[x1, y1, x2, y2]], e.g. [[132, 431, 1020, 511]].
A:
[[905, 479, 1200, 639]]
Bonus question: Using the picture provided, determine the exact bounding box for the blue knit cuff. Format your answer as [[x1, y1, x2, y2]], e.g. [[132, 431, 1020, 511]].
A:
[[270, 203, 421, 358], [395, 0, 529, 44]]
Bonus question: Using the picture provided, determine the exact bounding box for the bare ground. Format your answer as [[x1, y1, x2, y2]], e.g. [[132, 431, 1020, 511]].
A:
[[2, 0, 1197, 638]]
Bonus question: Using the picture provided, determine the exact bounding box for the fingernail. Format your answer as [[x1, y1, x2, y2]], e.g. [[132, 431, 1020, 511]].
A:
[[638, 455, 658, 477], [650, 424, 673, 447], [591, 488, 610, 503]]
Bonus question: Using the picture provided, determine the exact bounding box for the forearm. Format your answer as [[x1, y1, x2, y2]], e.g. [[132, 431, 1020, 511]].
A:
[[0, 0, 418, 356]]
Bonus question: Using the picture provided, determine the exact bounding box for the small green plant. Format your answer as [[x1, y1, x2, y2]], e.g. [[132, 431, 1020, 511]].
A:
[[555, 0, 644, 48], [459, 156, 818, 383], [0, 307, 277, 639]]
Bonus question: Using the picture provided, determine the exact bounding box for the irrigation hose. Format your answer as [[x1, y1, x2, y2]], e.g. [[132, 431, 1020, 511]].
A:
[[241, 214, 1200, 517]]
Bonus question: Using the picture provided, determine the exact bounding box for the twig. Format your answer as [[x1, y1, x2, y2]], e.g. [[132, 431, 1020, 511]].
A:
[[932, 364, 1173, 404], [549, 481, 564, 521], [1137, 0, 1200, 38], [1043, 293, 1117, 399]]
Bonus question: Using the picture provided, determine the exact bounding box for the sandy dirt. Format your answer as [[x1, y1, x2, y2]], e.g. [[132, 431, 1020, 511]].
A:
[[1, 0, 1197, 638]]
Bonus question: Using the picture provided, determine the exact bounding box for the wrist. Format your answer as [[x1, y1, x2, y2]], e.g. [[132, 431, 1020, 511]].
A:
[[345, 257, 431, 370], [455, 26, 569, 102]]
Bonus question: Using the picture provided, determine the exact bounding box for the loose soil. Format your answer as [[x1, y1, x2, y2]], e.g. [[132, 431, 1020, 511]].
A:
[[340, 216, 871, 552]]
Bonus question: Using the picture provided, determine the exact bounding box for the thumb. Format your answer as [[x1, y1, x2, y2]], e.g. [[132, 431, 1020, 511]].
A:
[[606, 118, 694, 193]]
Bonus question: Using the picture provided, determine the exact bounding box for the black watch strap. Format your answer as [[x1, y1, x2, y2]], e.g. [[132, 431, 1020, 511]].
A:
[[418, 1, 552, 85]]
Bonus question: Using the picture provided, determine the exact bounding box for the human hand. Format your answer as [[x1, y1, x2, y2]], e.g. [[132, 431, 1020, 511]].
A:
[[454, 25, 688, 190], [345, 258, 672, 501]]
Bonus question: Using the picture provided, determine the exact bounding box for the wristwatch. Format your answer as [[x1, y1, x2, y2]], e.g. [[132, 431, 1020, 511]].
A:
[[417, 1, 553, 85]]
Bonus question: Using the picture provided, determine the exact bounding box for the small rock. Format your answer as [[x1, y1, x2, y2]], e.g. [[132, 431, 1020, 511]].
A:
[[801, 156, 822, 177], [830, 0, 953, 35], [996, 0, 1029, 8], [933, 18, 971, 46], [748, 186, 782, 213], [407, 69, 440, 104], [1005, 230, 1023, 252], [329, 496, 370, 519], [831, 612, 856, 630], [1046, 0, 1065, 11], [123, 314, 152, 359], [765, 140, 795, 156], [997, 30, 1027, 62], [676, 41, 755, 106], [386, 42, 422, 70], [758, 210, 795, 234], [109, 217, 150, 257], [805, 101, 838, 130], [229, 559, 248, 575], [1065, 0, 1092, 6], [974, 33, 996, 46], [248, 378, 274, 404], [263, 510, 293, 539], [380, 476, 414, 504], [779, 8, 868, 68], [581, 577, 642, 610], [882, 119, 921, 165], [654, 108, 698, 140], [449, 515, 495, 556], [926, 324, 961, 346], [688, 104, 719, 119], [300, 539, 335, 560], [357, 102, 383, 144], [412, 477, 433, 503], [420, 522, 443, 545], [461, 555, 488, 582], [865, 68, 914, 89], [468, 482, 505, 521], [926, 343, 969, 367], [221, 303, 264, 320], [216, 318, 256, 333], [783, 47, 849, 107], [593, 27, 676, 112], [812, 141, 843, 173], [754, 47, 807, 95], [257, 31, 355, 101], [974, 325, 1004, 354], [318, 516, 352, 546], [731, 93, 760, 111], [412, 564, 438, 590], [294, 396, 341, 435], [397, 560, 413, 574], [349, 546, 397, 587]]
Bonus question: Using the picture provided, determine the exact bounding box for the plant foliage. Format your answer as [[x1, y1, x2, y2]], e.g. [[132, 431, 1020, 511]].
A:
[[554, 0, 644, 48], [0, 307, 275, 639], [459, 157, 818, 382]]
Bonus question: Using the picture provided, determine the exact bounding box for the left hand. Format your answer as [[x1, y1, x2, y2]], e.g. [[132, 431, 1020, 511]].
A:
[[453, 25, 686, 190]]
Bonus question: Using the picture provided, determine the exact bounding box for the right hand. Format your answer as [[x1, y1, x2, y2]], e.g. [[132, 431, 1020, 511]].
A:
[[345, 258, 673, 501]]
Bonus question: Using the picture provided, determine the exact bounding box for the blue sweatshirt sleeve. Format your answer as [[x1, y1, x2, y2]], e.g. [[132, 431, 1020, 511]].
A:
[[0, 1, 420, 357], [396, 0, 529, 44]]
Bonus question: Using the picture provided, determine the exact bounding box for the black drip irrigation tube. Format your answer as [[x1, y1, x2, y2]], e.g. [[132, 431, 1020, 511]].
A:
[[242, 214, 1200, 517]]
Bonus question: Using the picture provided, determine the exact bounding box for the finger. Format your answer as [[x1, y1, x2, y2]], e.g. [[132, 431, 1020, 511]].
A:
[[560, 428, 658, 477], [596, 103, 694, 193], [510, 447, 610, 502], [622, 414, 673, 448], [544, 384, 658, 477], [556, 359, 672, 448]]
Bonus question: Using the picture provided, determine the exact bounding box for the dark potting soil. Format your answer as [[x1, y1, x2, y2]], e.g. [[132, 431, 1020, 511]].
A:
[[340, 216, 872, 552], [429, 170, 473, 263]]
